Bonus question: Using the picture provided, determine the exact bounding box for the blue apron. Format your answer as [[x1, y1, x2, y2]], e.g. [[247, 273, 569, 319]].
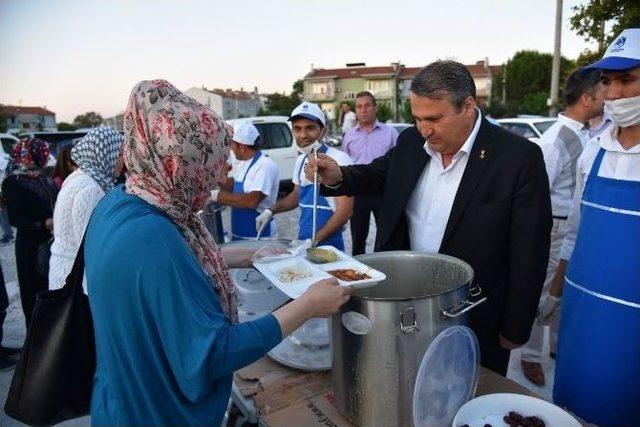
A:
[[231, 152, 271, 240], [297, 146, 344, 250], [553, 148, 640, 427]]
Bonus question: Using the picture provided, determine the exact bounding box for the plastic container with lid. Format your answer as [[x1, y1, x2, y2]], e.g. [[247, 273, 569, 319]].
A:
[[413, 325, 480, 427]]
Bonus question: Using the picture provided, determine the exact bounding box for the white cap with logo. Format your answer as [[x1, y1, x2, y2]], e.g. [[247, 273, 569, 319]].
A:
[[289, 101, 326, 127], [233, 120, 261, 146], [585, 28, 640, 71]]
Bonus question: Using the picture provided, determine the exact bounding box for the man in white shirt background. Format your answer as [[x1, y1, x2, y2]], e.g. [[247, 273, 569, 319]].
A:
[[520, 67, 606, 386], [211, 121, 280, 240], [339, 101, 356, 136], [546, 28, 640, 427]]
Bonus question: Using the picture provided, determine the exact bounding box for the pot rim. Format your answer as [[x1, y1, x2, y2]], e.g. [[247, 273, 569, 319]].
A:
[[352, 251, 475, 301]]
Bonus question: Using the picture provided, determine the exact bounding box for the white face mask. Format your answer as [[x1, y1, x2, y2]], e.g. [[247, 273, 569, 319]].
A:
[[604, 94, 640, 127], [294, 139, 322, 155]]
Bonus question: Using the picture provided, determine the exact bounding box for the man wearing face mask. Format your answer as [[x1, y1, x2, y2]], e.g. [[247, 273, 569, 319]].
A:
[[549, 28, 640, 427], [255, 102, 353, 249]]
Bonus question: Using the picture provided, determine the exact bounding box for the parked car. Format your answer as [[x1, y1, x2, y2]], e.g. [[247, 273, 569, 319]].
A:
[[226, 116, 298, 195], [0, 133, 19, 160], [387, 122, 414, 135], [497, 117, 557, 143], [321, 134, 341, 147], [18, 130, 89, 155]]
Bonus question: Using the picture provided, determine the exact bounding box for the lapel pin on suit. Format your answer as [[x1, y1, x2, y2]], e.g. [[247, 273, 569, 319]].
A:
[[480, 149, 486, 159]]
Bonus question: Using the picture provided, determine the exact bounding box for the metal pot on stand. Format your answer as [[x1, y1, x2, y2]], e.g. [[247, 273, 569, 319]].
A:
[[331, 251, 485, 427]]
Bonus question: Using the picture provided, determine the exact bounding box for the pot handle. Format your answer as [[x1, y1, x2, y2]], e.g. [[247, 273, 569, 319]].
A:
[[441, 297, 487, 318]]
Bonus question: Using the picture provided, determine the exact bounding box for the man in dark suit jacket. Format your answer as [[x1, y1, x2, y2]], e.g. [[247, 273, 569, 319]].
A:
[[308, 61, 552, 375]]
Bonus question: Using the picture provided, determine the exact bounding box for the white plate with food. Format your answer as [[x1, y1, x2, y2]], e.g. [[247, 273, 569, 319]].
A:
[[252, 257, 332, 299], [452, 393, 581, 427], [318, 260, 386, 288]]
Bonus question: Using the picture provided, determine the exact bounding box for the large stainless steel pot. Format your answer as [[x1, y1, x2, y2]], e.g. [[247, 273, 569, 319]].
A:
[[331, 251, 485, 427]]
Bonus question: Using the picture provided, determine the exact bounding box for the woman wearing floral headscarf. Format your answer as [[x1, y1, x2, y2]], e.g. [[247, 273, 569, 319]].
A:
[[49, 126, 124, 291], [2, 138, 58, 326], [84, 80, 349, 426]]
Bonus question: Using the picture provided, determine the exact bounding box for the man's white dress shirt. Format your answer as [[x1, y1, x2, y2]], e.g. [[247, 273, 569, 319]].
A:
[[539, 113, 590, 217], [405, 109, 482, 252]]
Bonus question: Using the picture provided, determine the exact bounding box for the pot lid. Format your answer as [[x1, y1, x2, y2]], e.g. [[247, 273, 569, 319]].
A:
[[412, 325, 480, 427]]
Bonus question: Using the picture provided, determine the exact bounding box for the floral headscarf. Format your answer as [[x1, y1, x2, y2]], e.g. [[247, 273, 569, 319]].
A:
[[123, 80, 238, 322], [6, 138, 51, 175], [71, 126, 124, 193]]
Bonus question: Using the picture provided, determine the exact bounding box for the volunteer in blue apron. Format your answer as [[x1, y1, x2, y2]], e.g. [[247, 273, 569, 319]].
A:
[[542, 29, 640, 427], [211, 120, 280, 240], [255, 102, 353, 250]]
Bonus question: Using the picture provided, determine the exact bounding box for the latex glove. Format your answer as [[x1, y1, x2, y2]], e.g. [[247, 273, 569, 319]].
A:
[[537, 294, 561, 325], [255, 208, 274, 234], [210, 189, 220, 202]]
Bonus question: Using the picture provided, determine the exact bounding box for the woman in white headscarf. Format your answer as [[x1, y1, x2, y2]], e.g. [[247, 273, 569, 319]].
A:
[[83, 80, 349, 426], [48, 127, 124, 290]]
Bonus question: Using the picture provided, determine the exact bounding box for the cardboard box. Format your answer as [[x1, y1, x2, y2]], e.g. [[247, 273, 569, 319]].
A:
[[235, 358, 540, 427], [263, 392, 352, 427]]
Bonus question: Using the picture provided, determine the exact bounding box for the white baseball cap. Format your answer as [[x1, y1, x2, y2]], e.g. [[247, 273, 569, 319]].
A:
[[585, 28, 640, 71], [232, 120, 260, 146], [289, 101, 326, 127]]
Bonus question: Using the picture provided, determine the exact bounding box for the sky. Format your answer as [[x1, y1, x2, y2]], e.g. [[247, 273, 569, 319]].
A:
[[0, 0, 600, 123]]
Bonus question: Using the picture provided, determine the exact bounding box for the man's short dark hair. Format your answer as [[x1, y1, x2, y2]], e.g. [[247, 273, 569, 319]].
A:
[[563, 68, 601, 106], [410, 60, 476, 110], [355, 91, 377, 106]]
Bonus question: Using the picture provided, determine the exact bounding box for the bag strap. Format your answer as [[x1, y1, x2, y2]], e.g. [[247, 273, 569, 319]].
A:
[[63, 233, 86, 292]]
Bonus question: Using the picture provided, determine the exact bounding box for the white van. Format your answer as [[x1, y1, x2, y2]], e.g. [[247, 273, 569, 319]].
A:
[[226, 116, 298, 194]]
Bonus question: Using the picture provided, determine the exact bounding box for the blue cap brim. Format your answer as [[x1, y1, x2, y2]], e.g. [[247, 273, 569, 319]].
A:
[[584, 56, 640, 71], [288, 113, 324, 126]]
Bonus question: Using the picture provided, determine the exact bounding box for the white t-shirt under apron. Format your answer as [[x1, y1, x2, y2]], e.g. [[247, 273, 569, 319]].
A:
[[292, 146, 353, 212], [231, 153, 280, 237]]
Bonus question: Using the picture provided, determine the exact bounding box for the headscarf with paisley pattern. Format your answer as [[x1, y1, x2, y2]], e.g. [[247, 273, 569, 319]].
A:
[[123, 79, 238, 322]]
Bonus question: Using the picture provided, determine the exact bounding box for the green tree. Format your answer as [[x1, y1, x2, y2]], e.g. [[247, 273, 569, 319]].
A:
[[571, 1, 640, 48], [291, 79, 304, 101], [57, 122, 77, 131], [262, 80, 305, 116], [73, 111, 103, 128], [504, 50, 574, 115], [264, 93, 298, 116], [256, 107, 269, 116], [0, 109, 7, 133], [400, 100, 415, 124], [376, 103, 393, 123], [520, 91, 550, 116], [570, 1, 640, 65]]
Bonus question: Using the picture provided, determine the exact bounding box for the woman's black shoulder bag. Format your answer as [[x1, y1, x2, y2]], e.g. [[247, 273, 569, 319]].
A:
[[4, 235, 95, 425]]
